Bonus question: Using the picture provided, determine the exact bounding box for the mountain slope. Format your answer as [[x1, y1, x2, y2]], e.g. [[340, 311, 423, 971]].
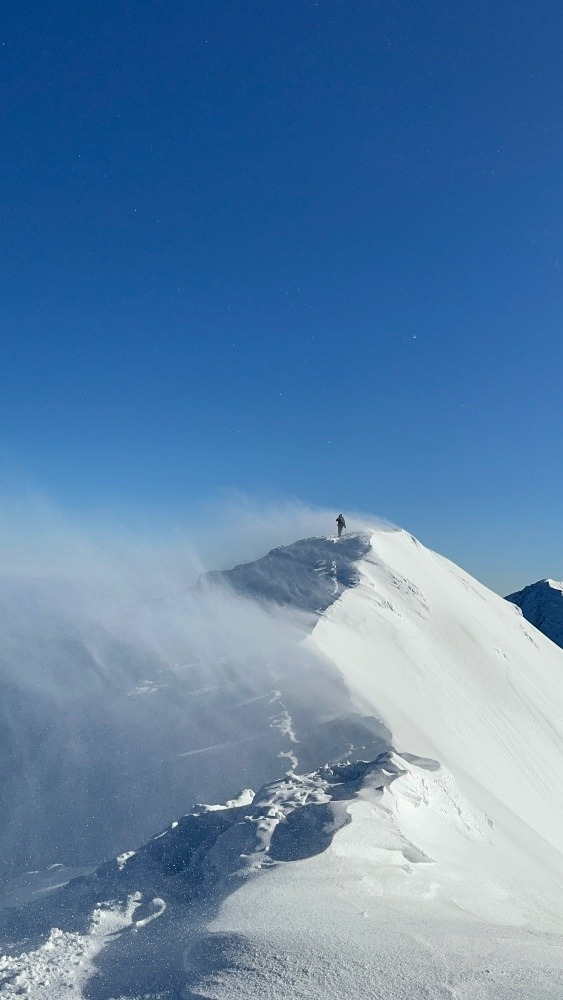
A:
[[310, 530, 563, 860], [2, 527, 563, 999], [506, 578, 563, 649]]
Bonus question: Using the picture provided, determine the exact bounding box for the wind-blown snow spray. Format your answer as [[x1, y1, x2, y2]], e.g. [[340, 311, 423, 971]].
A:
[[0, 498, 381, 880]]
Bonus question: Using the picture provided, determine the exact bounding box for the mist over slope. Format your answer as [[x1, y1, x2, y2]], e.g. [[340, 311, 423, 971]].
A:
[[206, 532, 372, 611], [0, 518, 380, 877], [2, 522, 563, 998]]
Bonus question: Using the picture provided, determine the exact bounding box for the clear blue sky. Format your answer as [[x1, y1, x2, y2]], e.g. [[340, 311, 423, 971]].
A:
[[1, 1, 561, 592]]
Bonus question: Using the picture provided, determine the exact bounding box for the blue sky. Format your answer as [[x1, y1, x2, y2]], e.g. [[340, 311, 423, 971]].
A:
[[1, 1, 561, 592]]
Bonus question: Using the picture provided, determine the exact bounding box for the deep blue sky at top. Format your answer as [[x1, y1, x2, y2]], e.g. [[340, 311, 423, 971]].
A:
[[0, 1, 561, 590]]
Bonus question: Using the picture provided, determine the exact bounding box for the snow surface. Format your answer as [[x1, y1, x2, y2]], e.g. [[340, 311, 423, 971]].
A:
[[311, 531, 563, 860], [2, 527, 563, 998]]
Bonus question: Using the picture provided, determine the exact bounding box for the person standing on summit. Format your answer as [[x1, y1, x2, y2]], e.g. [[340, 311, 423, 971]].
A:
[[336, 513, 346, 537]]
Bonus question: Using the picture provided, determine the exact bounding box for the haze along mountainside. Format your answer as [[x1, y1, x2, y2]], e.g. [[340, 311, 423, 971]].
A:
[[2, 527, 563, 999], [506, 578, 563, 649]]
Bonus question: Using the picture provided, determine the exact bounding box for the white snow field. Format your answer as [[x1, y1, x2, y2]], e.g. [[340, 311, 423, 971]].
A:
[[2, 527, 563, 999]]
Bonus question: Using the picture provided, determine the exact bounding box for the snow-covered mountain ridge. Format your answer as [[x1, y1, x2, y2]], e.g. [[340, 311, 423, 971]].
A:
[[309, 530, 563, 858], [2, 525, 563, 998], [506, 577, 563, 649], [206, 532, 372, 613]]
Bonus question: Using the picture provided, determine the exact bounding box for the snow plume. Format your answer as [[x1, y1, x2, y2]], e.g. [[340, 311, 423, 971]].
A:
[[0, 495, 384, 880], [190, 491, 387, 569]]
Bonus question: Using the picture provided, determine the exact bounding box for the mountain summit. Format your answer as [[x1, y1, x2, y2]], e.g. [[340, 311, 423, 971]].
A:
[[506, 578, 563, 649], [2, 527, 563, 998], [206, 531, 372, 613]]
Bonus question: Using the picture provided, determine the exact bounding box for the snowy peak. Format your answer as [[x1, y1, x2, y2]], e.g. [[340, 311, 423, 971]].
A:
[[506, 578, 563, 649], [4, 524, 563, 998], [206, 532, 372, 613], [309, 527, 563, 862]]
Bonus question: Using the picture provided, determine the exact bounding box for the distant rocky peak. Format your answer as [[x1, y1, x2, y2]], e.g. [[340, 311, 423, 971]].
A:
[[505, 579, 563, 649]]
